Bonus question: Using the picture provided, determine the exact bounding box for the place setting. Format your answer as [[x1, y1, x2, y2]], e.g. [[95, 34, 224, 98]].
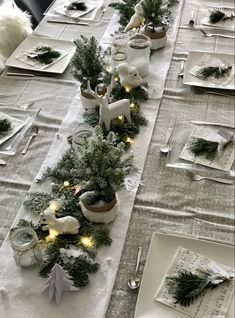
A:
[[5, 36, 76, 75], [134, 231, 234, 318], [164, 119, 234, 182], [44, 0, 106, 25], [0, 108, 40, 156]]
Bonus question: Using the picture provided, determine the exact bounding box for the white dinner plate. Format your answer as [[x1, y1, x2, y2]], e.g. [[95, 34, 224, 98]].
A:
[[183, 51, 235, 90], [6, 36, 76, 74], [134, 233, 234, 318]]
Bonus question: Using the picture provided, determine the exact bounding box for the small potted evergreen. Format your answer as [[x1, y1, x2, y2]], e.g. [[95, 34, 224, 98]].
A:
[[70, 36, 109, 110], [74, 126, 137, 223], [141, 0, 168, 50]]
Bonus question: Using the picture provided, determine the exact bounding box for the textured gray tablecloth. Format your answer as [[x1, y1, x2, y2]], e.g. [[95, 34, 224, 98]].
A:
[[0, 0, 234, 317], [105, 0, 235, 317]]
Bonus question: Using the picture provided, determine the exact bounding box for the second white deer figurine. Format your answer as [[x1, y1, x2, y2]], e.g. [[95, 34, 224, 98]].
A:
[[87, 76, 132, 131]]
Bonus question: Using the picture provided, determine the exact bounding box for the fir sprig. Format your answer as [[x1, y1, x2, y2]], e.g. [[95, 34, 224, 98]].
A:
[[67, 1, 87, 11], [28, 46, 61, 65], [0, 118, 12, 137], [141, 0, 168, 31], [189, 138, 219, 159], [209, 9, 234, 24], [196, 65, 232, 81], [166, 269, 230, 307]]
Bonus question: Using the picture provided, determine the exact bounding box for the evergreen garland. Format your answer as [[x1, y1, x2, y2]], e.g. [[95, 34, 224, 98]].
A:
[[28, 46, 61, 65], [0, 118, 12, 137], [196, 65, 232, 81], [109, 0, 138, 29], [189, 138, 219, 159]]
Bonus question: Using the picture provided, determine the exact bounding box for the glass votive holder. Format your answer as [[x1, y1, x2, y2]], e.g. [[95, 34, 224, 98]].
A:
[[72, 124, 93, 153], [111, 49, 127, 70], [10, 227, 42, 267]]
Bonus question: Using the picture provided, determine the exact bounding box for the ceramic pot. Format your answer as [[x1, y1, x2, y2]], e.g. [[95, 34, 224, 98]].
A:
[[144, 27, 167, 51], [80, 193, 120, 224], [80, 85, 107, 111]]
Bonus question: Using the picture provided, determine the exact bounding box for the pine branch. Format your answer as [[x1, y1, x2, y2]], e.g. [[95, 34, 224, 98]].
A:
[[28, 46, 61, 65], [189, 138, 219, 159], [196, 65, 232, 80], [24, 192, 54, 214], [166, 269, 229, 307], [109, 0, 138, 29], [0, 118, 12, 137], [67, 1, 87, 11], [209, 9, 228, 23]]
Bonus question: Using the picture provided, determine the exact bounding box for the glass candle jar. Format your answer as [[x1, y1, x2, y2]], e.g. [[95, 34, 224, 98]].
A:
[[127, 34, 152, 77], [10, 227, 42, 267], [72, 124, 93, 153], [111, 33, 129, 70]]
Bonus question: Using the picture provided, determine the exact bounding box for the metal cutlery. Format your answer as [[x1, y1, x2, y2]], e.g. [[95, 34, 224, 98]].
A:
[[192, 86, 234, 97], [159, 228, 234, 246], [0, 159, 6, 165], [200, 29, 235, 39], [178, 60, 185, 77], [47, 17, 89, 25], [190, 120, 235, 129], [128, 247, 142, 290], [189, 11, 195, 26], [186, 170, 233, 184], [7, 72, 35, 77], [22, 125, 39, 155], [160, 127, 173, 153]]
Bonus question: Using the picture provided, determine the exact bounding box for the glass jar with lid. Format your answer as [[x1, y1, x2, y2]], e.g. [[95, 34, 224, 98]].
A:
[[10, 227, 42, 267], [127, 34, 152, 77]]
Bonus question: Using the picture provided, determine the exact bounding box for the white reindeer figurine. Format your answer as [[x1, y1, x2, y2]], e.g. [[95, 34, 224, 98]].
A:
[[87, 76, 132, 131], [117, 63, 143, 89], [39, 208, 80, 235]]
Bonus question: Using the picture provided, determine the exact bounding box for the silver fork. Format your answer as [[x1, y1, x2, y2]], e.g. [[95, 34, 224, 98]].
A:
[[186, 170, 233, 184], [200, 29, 235, 39]]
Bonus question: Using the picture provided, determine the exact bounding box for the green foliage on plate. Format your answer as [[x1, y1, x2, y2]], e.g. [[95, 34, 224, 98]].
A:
[[67, 1, 87, 11], [189, 138, 219, 159], [0, 118, 12, 137], [196, 65, 232, 81], [28, 46, 61, 65]]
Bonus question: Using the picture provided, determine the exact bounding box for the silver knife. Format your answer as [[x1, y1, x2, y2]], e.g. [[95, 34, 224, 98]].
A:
[[47, 19, 89, 26], [0, 159, 6, 165], [190, 120, 235, 129]]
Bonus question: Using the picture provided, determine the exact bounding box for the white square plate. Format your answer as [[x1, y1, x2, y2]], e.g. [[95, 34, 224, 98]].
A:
[[183, 51, 235, 90], [134, 233, 234, 318], [6, 36, 76, 74]]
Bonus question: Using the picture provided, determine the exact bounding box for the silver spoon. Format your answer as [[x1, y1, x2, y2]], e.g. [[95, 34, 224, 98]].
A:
[[22, 125, 39, 155], [128, 246, 142, 290], [160, 127, 173, 154], [186, 170, 233, 184]]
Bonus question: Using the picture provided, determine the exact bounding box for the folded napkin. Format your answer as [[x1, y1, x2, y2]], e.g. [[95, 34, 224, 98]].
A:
[[201, 9, 235, 29], [53, 1, 96, 19], [16, 45, 68, 70], [179, 125, 234, 172], [155, 246, 234, 318], [0, 112, 25, 146], [189, 54, 234, 86]]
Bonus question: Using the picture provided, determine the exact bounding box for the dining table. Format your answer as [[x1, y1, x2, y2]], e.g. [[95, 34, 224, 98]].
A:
[[0, 0, 234, 317]]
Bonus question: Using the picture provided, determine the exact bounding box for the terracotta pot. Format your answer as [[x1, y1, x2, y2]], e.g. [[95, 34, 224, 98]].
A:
[[80, 193, 120, 224], [80, 85, 107, 111], [144, 27, 167, 51]]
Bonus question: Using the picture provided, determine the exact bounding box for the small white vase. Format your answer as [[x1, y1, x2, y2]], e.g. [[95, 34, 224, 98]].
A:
[[80, 87, 98, 111], [80, 193, 120, 224], [144, 27, 167, 51]]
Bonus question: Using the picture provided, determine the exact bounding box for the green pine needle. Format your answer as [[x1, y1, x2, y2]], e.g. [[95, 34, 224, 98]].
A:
[[67, 1, 87, 11], [209, 9, 226, 23], [189, 138, 219, 159], [0, 118, 12, 137], [29, 46, 61, 65], [196, 65, 232, 80]]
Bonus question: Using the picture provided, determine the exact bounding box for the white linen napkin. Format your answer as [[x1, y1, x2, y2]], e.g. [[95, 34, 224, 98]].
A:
[[189, 54, 234, 86], [179, 125, 234, 172], [0, 112, 25, 146], [155, 246, 234, 318]]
